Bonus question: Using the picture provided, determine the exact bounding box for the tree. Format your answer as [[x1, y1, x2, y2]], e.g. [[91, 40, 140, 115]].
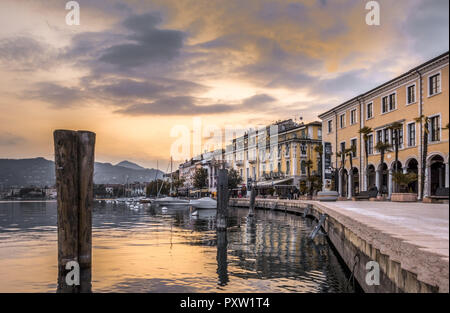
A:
[[172, 177, 185, 196], [388, 122, 403, 192], [375, 141, 392, 195], [392, 172, 418, 193], [304, 159, 313, 196], [146, 179, 169, 197], [227, 168, 242, 190], [359, 126, 373, 189], [314, 143, 323, 182], [345, 145, 356, 195], [414, 115, 429, 199], [193, 167, 208, 189]]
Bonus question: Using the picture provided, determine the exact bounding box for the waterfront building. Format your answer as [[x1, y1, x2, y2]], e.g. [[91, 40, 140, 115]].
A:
[[178, 149, 225, 195], [224, 119, 322, 193], [319, 51, 449, 200]]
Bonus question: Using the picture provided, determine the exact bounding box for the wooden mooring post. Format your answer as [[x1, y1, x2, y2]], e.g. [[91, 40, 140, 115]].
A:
[[216, 168, 228, 231], [54, 130, 95, 293]]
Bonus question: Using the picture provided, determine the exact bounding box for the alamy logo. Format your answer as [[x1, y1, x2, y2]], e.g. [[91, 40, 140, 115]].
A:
[[365, 1, 380, 26], [65, 1, 80, 26], [65, 260, 80, 286], [365, 261, 380, 286]]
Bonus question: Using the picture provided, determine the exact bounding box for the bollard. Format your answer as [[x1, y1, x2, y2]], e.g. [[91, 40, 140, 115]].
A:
[[54, 130, 95, 293]]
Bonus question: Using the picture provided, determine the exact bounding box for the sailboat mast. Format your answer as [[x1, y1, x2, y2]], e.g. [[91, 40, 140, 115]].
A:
[[156, 160, 158, 197], [170, 156, 173, 195]]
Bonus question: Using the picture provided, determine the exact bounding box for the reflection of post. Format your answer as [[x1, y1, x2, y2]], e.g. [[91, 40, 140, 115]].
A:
[[249, 183, 256, 217], [216, 230, 229, 286], [246, 214, 257, 245], [216, 169, 228, 231], [54, 130, 95, 293]]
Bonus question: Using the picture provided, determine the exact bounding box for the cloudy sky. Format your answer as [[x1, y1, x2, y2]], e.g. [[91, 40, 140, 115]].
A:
[[0, 0, 448, 169]]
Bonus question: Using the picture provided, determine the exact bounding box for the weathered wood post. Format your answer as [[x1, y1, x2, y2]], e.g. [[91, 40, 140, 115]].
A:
[[216, 168, 228, 231], [54, 130, 95, 293], [77, 131, 95, 293]]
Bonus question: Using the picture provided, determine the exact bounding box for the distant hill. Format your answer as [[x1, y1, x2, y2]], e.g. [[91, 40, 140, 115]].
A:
[[0, 158, 164, 188], [116, 160, 145, 170]]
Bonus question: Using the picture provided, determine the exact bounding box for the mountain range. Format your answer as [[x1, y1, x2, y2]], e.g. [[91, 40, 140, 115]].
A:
[[0, 158, 164, 188]]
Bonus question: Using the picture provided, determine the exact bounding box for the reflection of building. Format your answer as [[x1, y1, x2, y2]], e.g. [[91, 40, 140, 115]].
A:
[[224, 119, 322, 190], [319, 51, 449, 200]]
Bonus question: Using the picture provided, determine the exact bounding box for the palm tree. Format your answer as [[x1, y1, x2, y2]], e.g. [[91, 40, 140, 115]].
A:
[[414, 115, 429, 199], [314, 143, 323, 182], [336, 150, 346, 195], [345, 145, 357, 196], [375, 141, 392, 196], [388, 122, 403, 192], [304, 159, 314, 196], [359, 126, 373, 189]]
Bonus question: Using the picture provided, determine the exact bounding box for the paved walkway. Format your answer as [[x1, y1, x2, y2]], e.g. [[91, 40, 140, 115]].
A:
[[312, 201, 449, 260]]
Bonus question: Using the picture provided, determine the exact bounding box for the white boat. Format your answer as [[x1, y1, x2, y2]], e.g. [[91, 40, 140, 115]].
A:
[[153, 197, 189, 206], [189, 197, 217, 209]]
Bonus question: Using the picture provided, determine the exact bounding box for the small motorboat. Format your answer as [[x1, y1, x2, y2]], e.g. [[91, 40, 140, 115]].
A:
[[153, 197, 189, 206], [189, 197, 217, 209]]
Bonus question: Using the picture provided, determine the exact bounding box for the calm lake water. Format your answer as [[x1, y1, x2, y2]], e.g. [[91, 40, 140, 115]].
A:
[[0, 201, 356, 293]]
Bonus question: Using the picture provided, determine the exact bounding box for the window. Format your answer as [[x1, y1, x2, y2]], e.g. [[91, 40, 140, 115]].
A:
[[350, 139, 357, 157], [407, 85, 416, 104], [286, 161, 290, 175], [300, 144, 307, 155], [367, 102, 373, 119], [246, 168, 249, 179], [301, 161, 306, 175], [350, 109, 357, 125], [429, 73, 441, 96], [376, 130, 383, 144], [430, 115, 440, 142], [285, 144, 290, 157], [368, 135, 374, 155], [340, 142, 346, 153], [391, 127, 404, 148], [327, 120, 333, 133], [382, 93, 396, 113], [389, 94, 396, 111], [383, 128, 390, 144], [408, 123, 416, 147], [382, 96, 388, 113], [340, 114, 345, 128]]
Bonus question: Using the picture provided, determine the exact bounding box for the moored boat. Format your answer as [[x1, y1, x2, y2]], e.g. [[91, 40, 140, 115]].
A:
[[189, 197, 217, 209]]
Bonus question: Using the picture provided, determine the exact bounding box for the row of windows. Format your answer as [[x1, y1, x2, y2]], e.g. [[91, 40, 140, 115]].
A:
[[327, 72, 443, 133], [357, 116, 441, 156]]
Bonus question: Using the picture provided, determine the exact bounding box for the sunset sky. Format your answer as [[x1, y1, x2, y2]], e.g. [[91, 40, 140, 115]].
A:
[[0, 0, 448, 170]]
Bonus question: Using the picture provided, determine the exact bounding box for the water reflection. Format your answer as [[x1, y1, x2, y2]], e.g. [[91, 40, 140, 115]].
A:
[[0, 201, 356, 293]]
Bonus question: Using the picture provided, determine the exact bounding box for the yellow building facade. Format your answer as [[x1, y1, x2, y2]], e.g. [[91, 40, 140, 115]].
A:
[[319, 51, 449, 200], [224, 119, 322, 190]]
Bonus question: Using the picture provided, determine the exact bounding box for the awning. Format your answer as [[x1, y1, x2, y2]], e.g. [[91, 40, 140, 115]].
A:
[[256, 177, 293, 188]]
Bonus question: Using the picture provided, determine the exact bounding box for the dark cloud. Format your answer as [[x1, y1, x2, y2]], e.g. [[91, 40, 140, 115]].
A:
[[399, 0, 449, 57], [0, 36, 57, 71], [27, 82, 85, 108], [115, 94, 277, 116], [98, 13, 185, 68], [0, 132, 26, 146], [88, 77, 208, 102]]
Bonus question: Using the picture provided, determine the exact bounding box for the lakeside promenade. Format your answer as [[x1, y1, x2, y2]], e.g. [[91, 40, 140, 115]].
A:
[[229, 198, 449, 293]]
